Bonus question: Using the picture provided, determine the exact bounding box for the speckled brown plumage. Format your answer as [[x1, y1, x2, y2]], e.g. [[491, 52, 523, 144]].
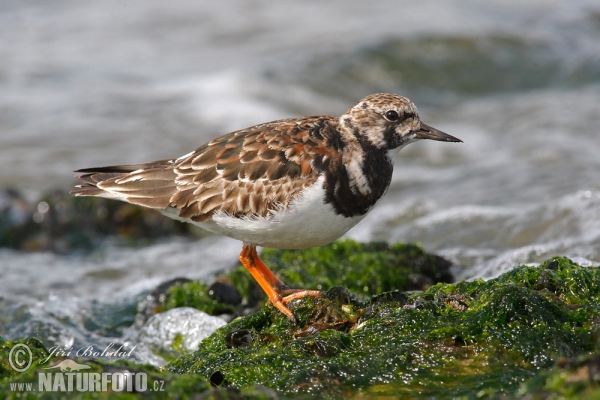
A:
[[73, 116, 342, 222]]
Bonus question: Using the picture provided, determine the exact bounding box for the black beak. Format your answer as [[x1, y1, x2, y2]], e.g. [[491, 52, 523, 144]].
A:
[[415, 122, 462, 143]]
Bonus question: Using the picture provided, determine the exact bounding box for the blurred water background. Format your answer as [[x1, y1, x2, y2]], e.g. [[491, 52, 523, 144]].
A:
[[1, 0, 599, 364]]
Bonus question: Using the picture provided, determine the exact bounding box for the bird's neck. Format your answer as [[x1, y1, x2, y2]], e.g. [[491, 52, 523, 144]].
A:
[[320, 125, 394, 218]]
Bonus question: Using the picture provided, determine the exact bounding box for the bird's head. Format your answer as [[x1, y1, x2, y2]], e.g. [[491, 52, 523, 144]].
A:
[[340, 93, 462, 150]]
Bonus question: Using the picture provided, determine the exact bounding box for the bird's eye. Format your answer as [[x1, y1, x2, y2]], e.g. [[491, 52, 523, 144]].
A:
[[385, 110, 399, 122]]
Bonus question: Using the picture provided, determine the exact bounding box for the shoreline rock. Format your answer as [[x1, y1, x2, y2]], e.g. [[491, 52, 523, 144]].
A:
[[1, 252, 599, 398], [167, 256, 600, 398], [0, 187, 197, 253]]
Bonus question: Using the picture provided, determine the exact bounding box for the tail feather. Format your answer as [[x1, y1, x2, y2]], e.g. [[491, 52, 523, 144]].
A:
[[71, 159, 177, 209], [74, 160, 172, 174]]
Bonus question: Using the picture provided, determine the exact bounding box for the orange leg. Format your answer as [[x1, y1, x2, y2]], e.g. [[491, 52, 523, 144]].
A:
[[239, 243, 321, 323], [251, 248, 322, 301], [251, 248, 289, 292]]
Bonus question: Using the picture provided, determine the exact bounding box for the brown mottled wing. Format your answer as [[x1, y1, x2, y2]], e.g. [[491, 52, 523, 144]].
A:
[[171, 116, 339, 222], [73, 116, 340, 222]]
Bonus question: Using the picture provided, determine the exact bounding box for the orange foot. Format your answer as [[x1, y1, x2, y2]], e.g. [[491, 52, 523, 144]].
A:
[[239, 243, 322, 323]]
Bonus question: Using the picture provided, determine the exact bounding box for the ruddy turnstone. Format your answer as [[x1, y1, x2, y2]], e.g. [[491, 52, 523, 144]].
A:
[[72, 93, 461, 322]]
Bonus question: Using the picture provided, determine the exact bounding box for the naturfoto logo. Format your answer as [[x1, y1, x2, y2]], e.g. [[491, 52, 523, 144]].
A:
[[38, 360, 148, 393]]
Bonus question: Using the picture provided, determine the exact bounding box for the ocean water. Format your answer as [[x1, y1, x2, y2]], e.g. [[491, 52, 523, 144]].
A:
[[1, 0, 599, 363]]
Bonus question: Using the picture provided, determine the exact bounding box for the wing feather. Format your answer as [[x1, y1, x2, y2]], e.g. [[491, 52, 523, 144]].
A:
[[73, 116, 341, 224]]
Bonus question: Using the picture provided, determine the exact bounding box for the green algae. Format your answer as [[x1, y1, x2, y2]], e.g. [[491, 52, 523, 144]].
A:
[[3, 250, 599, 398], [228, 240, 453, 303], [261, 241, 453, 295], [160, 240, 452, 317], [516, 350, 600, 399], [160, 281, 237, 316], [146, 240, 447, 320], [169, 256, 600, 398]]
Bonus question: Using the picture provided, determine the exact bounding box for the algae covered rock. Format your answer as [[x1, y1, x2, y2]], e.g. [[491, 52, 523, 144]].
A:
[[157, 240, 453, 320], [227, 240, 453, 304], [0, 336, 212, 399], [157, 280, 239, 317], [2, 250, 599, 398], [169, 257, 600, 398]]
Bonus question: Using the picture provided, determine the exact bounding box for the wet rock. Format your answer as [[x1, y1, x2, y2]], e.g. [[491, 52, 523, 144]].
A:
[[0, 188, 43, 251], [209, 370, 227, 387], [159, 280, 237, 317], [225, 329, 254, 349], [169, 257, 600, 399], [147, 240, 455, 327], [0, 187, 197, 252], [2, 256, 599, 398], [208, 281, 242, 306], [408, 273, 434, 291], [323, 285, 361, 307], [369, 290, 409, 305], [136, 278, 192, 324], [360, 290, 411, 322], [291, 289, 357, 338], [131, 307, 226, 364]]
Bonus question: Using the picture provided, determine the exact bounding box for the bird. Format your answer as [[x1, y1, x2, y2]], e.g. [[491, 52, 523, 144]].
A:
[[72, 93, 462, 323]]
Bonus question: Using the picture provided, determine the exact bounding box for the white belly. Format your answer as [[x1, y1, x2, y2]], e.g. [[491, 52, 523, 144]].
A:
[[164, 176, 366, 249]]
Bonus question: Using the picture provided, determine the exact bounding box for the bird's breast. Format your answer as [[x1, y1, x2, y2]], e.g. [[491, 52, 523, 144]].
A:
[[321, 145, 394, 218]]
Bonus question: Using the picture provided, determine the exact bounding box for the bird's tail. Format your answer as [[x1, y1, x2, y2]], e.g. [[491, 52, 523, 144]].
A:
[[71, 160, 177, 209]]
